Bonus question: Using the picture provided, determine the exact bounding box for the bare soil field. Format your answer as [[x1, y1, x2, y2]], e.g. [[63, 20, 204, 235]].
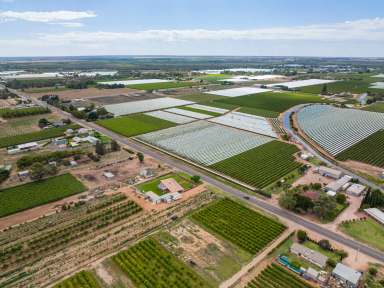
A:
[[344, 160, 384, 178], [29, 87, 140, 101], [292, 166, 333, 187], [89, 92, 162, 105], [0, 98, 18, 108]]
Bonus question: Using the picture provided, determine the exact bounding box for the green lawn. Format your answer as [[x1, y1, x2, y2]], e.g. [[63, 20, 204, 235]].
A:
[[238, 106, 280, 118], [209, 141, 302, 190], [97, 114, 176, 137], [136, 172, 195, 196], [177, 106, 221, 116], [363, 102, 384, 113], [339, 218, 384, 252], [214, 91, 329, 114], [0, 124, 80, 148], [0, 173, 86, 217], [127, 81, 197, 90], [195, 74, 232, 83]]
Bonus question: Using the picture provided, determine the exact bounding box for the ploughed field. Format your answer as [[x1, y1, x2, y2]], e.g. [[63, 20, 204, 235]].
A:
[[192, 198, 286, 254], [209, 141, 301, 189], [0, 173, 86, 217], [245, 263, 314, 288], [113, 238, 212, 288], [96, 114, 176, 137]]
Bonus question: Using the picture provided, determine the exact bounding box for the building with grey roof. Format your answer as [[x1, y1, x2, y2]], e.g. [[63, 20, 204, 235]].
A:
[[290, 243, 328, 268], [332, 263, 362, 288]]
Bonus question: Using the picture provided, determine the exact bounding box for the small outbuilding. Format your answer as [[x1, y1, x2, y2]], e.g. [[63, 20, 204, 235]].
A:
[[332, 263, 361, 288], [346, 184, 366, 197]]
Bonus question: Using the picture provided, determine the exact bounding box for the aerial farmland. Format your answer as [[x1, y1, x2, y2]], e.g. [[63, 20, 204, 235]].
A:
[[1, 55, 384, 288]]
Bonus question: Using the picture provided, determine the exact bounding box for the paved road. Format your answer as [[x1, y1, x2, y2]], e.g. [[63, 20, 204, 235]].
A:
[[12, 89, 384, 263], [283, 105, 383, 191]]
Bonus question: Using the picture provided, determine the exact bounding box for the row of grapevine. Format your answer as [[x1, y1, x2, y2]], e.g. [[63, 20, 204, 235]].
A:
[[210, 141, 301, 189], [336, 130, 384, 168], [54, 271, 100, 288], [192, 198, 286, 254], [113, 238, 211, 288], [246, 264, 313, 288]]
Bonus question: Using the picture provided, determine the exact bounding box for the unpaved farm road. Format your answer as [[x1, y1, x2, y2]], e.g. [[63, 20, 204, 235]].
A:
[[14, 89, 384, 264]]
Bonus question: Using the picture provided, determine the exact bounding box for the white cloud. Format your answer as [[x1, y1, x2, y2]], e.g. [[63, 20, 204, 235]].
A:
[[0, 10, 96, 23], [52, 22, 84, 28]]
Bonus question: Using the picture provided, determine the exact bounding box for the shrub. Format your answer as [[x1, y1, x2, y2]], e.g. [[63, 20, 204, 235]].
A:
[[327, 259, 337, 268], [297, 230, 308, 243], [191, 175, 201, 184], [369, 267, 378, 276], [319, 239, 332, 251]]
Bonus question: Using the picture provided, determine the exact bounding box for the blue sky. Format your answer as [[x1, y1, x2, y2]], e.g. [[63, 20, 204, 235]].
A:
[[1, 0, 384, 57]]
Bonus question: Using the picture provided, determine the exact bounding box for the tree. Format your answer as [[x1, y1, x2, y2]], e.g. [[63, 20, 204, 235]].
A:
[[0, 169, 10, 183], [335, 249, 348, 260], [191, 175, 201, 184], [110, 140, 120, 152], [321, 84, 328, 95], [336, 193, 347, 205], [318, 239, 332, 251], [327, 259, 336, 268], [30, 162, 48, 180], [38, 118, 50, 128], [297, 230, 308, 243], [313, 194, 337, 220], [362, 189, 384, 209], [369, 267, 378, 276], [95, 141, 106, 156], [295, 194, 314, 212], [278, 191, 297, 210], [137, 152, 144, 163]]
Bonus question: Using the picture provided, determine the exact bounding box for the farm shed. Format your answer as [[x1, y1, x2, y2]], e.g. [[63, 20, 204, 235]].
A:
[[317, 166, 343, 179], [364, 208, 384, 225], [346, 184, 366, 196], [325, 175, 352, 193], [332, 263, 361, 288], [290, 243, 328, 268]]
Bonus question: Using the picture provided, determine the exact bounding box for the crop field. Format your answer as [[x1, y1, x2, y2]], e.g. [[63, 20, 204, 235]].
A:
[[0, 106, 50, 118], [192, 198, 286, 254], [137, 121, 273, 166], [177, 105, 222, 116], [336, 130, 384, 167], [97, 114, 176, 137], [245, 264, 313, 288], [187, 104, 228, 114], [165, 107, 212, 119], [0, 114, 60, 138], [0, 124, 80, 148], [300, 79, 384, 94], [54, 271, 101, 288], [214, 91, 328, 115], [363, 102, 384, 113], [209, 112, 277, 138], [0, 173, 86, 217], [238, 107, 280, 118], [210, 141, 301, 189], [297, 104, 384, 156], [104, 97, 194, 116], [145, 110, 195, 124], [127, 81, 197, 90], [113, 238, 211, 287]]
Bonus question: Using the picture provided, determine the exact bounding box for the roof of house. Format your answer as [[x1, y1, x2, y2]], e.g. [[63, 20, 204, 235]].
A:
[[290, 243, 328, 268], [146, 191, 161, 202], [159, 178, 184, 193], [332, 263, 361, 285], [18, 142, 39, 149]]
